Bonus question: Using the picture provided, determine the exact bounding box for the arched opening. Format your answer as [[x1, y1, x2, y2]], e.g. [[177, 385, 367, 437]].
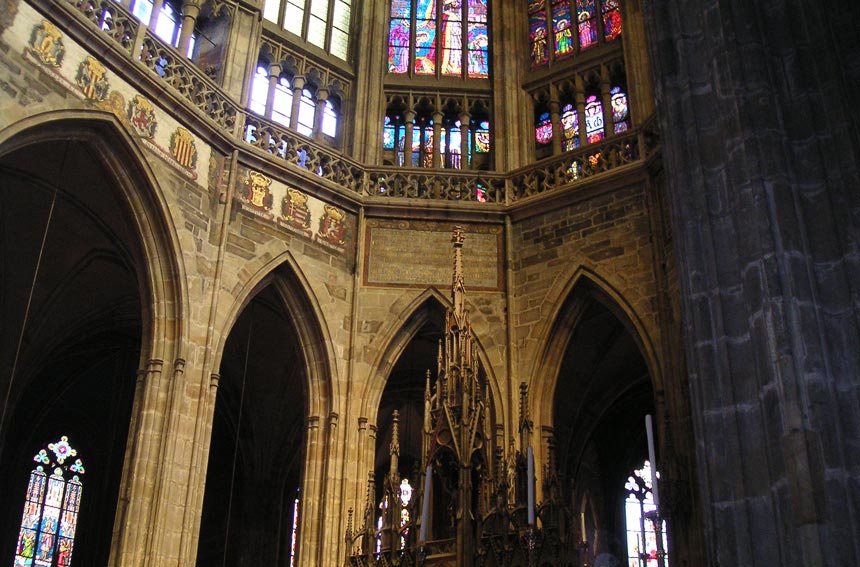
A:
[[197, 281, 309, 567], [0, 126, 167, 566], [548, 285, 659, 565]]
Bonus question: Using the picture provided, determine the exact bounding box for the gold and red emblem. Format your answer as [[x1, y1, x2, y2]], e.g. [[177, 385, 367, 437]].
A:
[[243, 171, 274, 211], [169, 127, 198, 170], [75, 56, 109, 101], [316, 205, 348, 247], [127, 95, 157, 138], [28, 20, 65, 67]]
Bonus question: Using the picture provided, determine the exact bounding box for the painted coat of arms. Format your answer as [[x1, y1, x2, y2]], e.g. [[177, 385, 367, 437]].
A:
[[315, 205, 348, 248], [170, 127, 198, 170], [127, 95, 157, 138], [243, 171, 274, 211], [75, 56, 109, 101], [28, 20, 65, 67], [279, 188, 313, 236]]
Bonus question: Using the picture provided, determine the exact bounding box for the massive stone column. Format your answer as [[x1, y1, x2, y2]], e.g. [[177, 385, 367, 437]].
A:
[[644, 0, 860, 565]]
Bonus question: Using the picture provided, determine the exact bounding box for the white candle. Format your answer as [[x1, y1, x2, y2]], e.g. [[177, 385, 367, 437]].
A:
[[527, 446, 535, 526], [645, 414, 660, 512], [419, 464, 432, 543], [580, 511, 586, 543]]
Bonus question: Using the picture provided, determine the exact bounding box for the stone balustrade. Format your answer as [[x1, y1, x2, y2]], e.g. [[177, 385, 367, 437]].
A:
[[51, 0, 660, 205]]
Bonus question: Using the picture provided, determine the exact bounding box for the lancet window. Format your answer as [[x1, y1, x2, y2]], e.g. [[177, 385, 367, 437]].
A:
[[246, 61, 343, 144], [383, 96, 491, 169], [14, 436, 85, 567], [531, 66, 629, 159], [388, 0, 489, 78], [528, 0, 621, 66], [262, 0, 352, 59], [624, 460, 669, 567]]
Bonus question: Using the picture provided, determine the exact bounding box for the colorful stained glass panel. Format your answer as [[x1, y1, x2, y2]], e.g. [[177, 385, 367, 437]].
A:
[[576, 0, 597, 50], [552, 2, 574, 57], [414, 18, 437, 74], [536, 111, 553, 145], [603, 0, 621, 41], [467, 25, 489, 77], [584, 95, 604, 143], [610, 86, 629, 133], [389, 18, 411, 73], [530, 11, 548, 65], [561, 103, 580, 150]]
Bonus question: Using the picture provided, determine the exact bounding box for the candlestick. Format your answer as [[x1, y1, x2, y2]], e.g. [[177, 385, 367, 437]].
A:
[[645, 414, 660, 511], [419, 464, 432, 543], [527, 446, 535, 526]]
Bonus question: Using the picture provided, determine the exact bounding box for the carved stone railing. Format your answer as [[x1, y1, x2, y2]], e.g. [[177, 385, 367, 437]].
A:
[[364, 167, 507, 204], [139, 31, 240, 132], [66, 0, 138, 54], [50, 0, 661, 206], [244, 114, 366, 193], [508, 123, 651, 202]]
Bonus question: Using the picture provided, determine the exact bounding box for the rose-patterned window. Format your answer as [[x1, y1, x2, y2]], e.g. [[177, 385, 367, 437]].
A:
[[14, 436, 85, 567]]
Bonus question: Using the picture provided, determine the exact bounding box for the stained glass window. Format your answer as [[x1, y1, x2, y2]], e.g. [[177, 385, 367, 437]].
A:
[[535, 111, 553, 145], [474, 120, 490, 153], [561, 103, 579, 150], [528, 0, 620, 66], [610, 85, 629, 133], [262, 0, 352, 60], [388, 0, 489, 78], [552, 0, 573, 58], [14, 436, 85, 567], [399, 479, 413, 549], [625, 461, 668, 567], [584, 95, 604, 143], [602, 0, 621, 40]]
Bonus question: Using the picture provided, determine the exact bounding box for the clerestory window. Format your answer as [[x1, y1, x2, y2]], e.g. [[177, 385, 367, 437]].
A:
[[528, 0, 621, 67], [388, 0, 489, 79], [262, 0, 352, 60]]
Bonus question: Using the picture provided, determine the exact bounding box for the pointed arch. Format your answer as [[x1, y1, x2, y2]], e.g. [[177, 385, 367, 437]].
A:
[[360, 288, 503, 427], [210, 249, 338, 417], [0, 110, 188, 363], [528, 266, 661, 437]]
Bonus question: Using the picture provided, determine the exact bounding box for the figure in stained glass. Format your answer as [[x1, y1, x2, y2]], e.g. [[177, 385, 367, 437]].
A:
[[388, 19, 411, 72], [584, 95, 603, 143], [535, 111, 553, 145], [561, 103, 580, 150], [530, 14, 548, 65], [552, 2, 573, 57], [602, 0, 621, 40], [440, 0, 463, 75], [611, 86, 629, 133], [576, 0, 597, 50]]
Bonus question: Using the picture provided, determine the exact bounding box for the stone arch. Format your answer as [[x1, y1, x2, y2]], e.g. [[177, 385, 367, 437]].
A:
[[0, 110, 188, 363], [360, 288, 503, 427], [209, 250, 337, 417], [529, 266, 661, 430], [0, 110, 187, 565], [199, 250, 338, 567]]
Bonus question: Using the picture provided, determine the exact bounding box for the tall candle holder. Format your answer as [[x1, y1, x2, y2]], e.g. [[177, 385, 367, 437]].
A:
[[642, 510, 666, 567]]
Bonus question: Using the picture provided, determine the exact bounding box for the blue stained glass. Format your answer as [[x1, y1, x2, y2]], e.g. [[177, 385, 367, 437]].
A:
[[383, 117, 395, 149], [414, 19, 437, 73], [467, 24, 489, 77], [476, 121, 490, 152], [562, 103, 580, 150], [389, 18, 411, 73], [416, 0, 436, 18], [584, 95, 604, 143], [610, 86, 629, 133], [536, 111, 553, 145], [391, 0, 412, 17]]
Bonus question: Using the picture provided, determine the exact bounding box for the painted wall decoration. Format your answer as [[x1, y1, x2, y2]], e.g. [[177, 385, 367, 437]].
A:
[[279, 187, 313, 237], [75, 56, 110, 101], [28, 20, 65, 67], [170, 127, 198, 170], [242, 170, 274, 214], [315, 205, 348, 249], [127, 94, 157, 138]]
